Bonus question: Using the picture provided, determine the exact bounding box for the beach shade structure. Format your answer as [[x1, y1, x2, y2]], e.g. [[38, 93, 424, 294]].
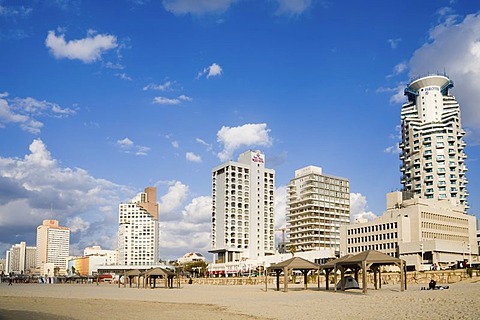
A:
[[268, 257, 321, 292], [143, 268, 176, 289], [333, 250, 406, 294], [319, 254, 353, 290], [125, 269, 143, 288]]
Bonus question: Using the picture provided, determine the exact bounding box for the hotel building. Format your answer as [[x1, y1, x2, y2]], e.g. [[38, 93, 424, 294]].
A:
[[287, 166, 350, 253], [83, 245, 118, 265], [118, 187, 159, 266], [5, 241, 36, 274], [400, 74, 468, 210], [340, 192, 478, 270], [36, 220, 70, 271], [210, 150, 275, 264]]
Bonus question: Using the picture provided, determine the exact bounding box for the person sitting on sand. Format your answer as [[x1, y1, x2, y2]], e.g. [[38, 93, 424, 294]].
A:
[[428, 279, 436, 290]]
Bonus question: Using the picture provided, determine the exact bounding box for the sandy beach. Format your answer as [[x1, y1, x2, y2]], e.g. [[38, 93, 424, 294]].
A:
[[1, 280, 480, 320]]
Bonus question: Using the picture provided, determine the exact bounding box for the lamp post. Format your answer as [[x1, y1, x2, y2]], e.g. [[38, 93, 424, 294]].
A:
[[467, 244, 471, 267], [420, 243, 424, 271]]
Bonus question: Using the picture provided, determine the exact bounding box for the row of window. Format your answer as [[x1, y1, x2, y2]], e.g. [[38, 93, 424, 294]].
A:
[[347, 222, 398, 235]]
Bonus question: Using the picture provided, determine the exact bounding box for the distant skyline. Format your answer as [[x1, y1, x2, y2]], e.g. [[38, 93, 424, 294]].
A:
[[1, 0, 479, 260]]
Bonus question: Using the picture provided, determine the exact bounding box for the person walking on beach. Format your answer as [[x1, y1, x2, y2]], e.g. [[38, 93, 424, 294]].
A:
[[8, 276, 13, 286]]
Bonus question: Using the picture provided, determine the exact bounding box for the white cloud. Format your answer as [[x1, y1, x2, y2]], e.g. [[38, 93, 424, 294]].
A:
[[67, 216, 90, 233], [274, 0, 312, 16], [384, 143, 401, 154], [178, 94, 193, 102], [408, 13, 480, 129], [387, 61, 407, 78], [196, 138, 213, 151], [0, 139, 133, 255], [171, 140, 180, 149], [153, 96, 181, 105], [158, 181, 189, 216], [143, 81, 174, 91], [388, 38, 402, 49], [274, 185, 287, 230], [162, 0, 237, 15], [115, 73, 132, 81], [159, 195, 212, 259], [0, 92, 75, 134], [186, 152, 202, 163], [0, 4, 32, 17], [116, 137, 150, 156], [45, 30, 118, 63], [197, 63, 223, 79], [217, 123, 273, 161], [350, 193, 378, 224]]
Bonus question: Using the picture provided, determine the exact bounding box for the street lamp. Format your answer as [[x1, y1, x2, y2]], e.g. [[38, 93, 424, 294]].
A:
[[420, 244, 424, 271]]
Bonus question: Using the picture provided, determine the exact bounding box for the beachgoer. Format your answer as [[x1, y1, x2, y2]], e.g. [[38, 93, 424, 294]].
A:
[[8, 277, 13, 286], [428, 279, 436, 290]]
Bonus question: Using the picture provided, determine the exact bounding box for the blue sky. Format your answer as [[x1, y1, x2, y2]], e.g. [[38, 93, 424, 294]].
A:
[[1, 0, 479, 260]]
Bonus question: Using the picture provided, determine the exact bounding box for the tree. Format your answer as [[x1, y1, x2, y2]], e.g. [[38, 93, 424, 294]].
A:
[[184, 261, 208, 277]]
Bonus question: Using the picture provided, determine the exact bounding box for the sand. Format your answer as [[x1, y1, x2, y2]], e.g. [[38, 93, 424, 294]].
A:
[[1, 280, 480, 320]]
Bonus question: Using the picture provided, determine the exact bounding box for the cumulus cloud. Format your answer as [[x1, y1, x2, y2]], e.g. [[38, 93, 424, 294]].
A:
[[0, 92, 75, 134], [273, 0, 312, 16], [350, 193, 378, 224], [158, 181, 189, 216], [116, 137, 150, 156], [45, 29, 118, 63], [162, 0, 236, 15], [178, 94, 193, 102], [217, 123, 273, 161], [159, 195, 212, 259], [0, 139, 133, 255], [197, 63, 223, 79], [186, 152, 202, 163], [407, 12, 480, 130], [67, 216, 90, 233]]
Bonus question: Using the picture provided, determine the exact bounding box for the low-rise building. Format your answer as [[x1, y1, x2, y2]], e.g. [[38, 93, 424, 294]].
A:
[[340, 191, 478, 271]]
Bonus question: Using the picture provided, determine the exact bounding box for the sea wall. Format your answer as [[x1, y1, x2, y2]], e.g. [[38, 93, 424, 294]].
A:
[[185, 269, 480, 286]]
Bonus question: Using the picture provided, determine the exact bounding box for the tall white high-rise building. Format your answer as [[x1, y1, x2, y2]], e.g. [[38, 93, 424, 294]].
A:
[[5, 241, 36, 274], [36, 220, 70, 271], [400, 74, 468, 211], [287, 166, 350, 253], [210, 150, 275, 264], [118, 187, 159, 266]]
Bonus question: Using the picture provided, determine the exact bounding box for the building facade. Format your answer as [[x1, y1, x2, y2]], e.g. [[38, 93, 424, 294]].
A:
[[210, 150, 275, 264], [340, 192, 478, 270], [400, 74, 468, 211], [83, 245, 118, 265], [287, 166, 350, 253], [36, 220, 70, 272], [118, 187, 159, 266], [5, 241, 36, 274]]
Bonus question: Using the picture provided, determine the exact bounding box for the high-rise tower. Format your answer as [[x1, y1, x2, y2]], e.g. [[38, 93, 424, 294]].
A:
[[400, 74, 468, 211], [210, 150, 275, 264], [36, 219, 70, 270], [118, 187, 159, 266], [287, 166, 350, 253]]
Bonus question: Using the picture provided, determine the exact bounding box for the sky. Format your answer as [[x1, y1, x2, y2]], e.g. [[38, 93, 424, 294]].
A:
[[1, 0, 479, 261]]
